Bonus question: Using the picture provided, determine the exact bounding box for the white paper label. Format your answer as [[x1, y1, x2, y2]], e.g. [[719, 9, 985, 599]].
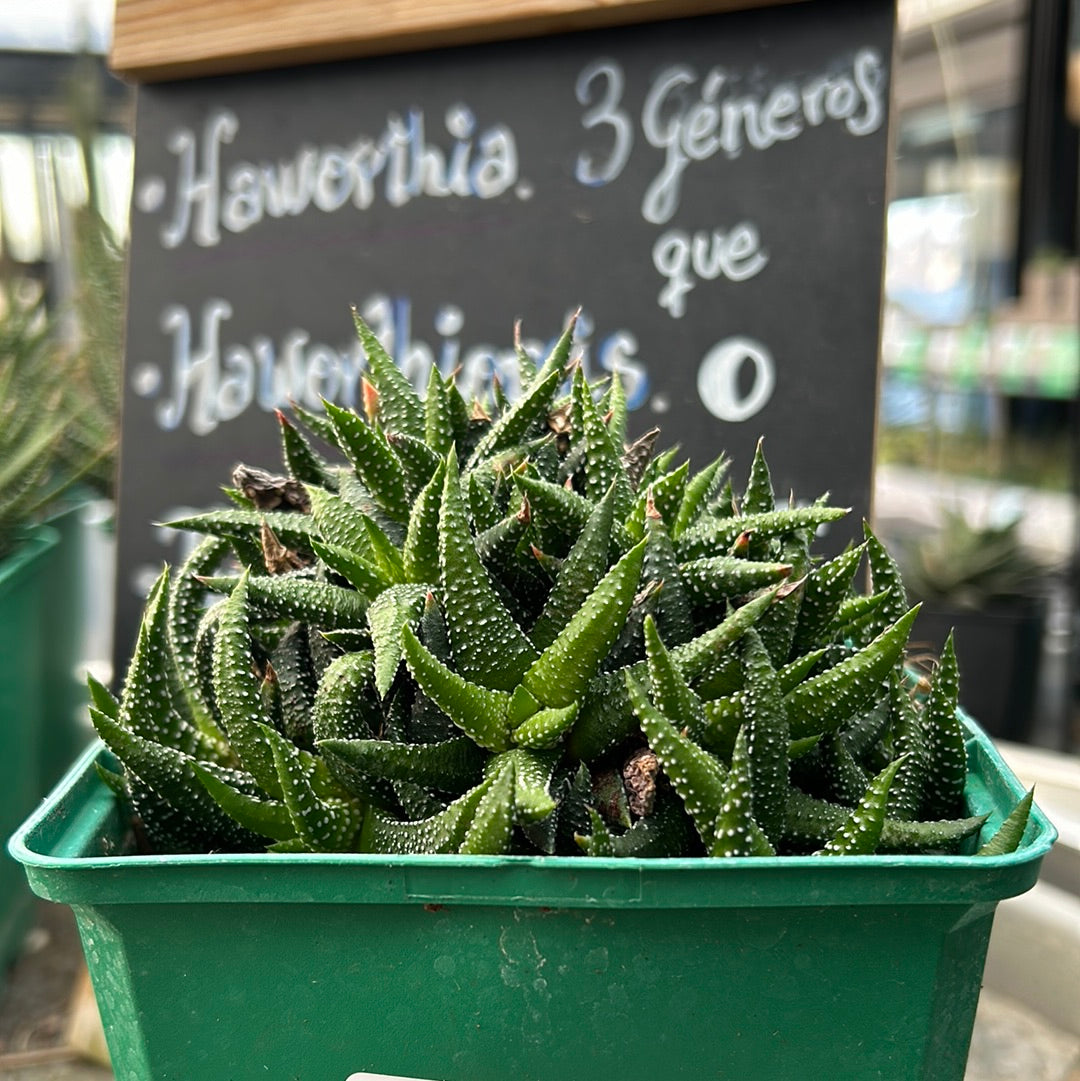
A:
[[345, 1074, 442, 1081]]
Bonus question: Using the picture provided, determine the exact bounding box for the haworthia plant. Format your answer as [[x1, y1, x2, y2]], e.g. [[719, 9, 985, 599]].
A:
[[93, 311, 1035, 859]]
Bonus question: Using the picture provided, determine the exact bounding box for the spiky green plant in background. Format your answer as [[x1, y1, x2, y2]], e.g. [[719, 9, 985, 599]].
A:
[[0, 205, 121, 560], [89, 311, 1032, 858], [0, 289, 88, 561]]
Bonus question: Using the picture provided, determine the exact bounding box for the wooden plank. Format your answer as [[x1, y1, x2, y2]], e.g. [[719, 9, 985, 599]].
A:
[[110, 0, 794, 82]]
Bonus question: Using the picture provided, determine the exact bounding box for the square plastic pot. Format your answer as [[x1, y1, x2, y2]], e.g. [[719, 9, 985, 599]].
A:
[[0, 525, 58, 971], [9, 718, 1056, 1081], [40, 495, 102, 791]]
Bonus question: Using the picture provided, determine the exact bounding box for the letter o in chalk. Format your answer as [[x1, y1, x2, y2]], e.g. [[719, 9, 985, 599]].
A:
[[697, 336, 775, 422]]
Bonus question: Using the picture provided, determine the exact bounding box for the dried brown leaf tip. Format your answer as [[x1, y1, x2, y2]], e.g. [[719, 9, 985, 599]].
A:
[[232, 464, 310, 513], [623, 747, 659, 818], [622, 426, 660, 490], [260, 522, 310, 575], [361, 377, 379, 424]]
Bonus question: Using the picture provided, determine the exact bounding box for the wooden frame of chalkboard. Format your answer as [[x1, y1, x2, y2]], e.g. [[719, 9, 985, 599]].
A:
[[111, 0, 794, 81], [110, 0, 896, 677]]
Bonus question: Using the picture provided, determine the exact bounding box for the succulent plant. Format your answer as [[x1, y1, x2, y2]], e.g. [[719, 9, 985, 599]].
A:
[[90, 310, 1031, 859], [897, 508, 1046, 609], [0, 210, 121, 561], [0, 289, 88, 560]]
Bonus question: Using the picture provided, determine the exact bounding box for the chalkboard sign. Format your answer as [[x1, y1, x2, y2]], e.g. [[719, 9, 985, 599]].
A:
[[115, 0, 895, 670]]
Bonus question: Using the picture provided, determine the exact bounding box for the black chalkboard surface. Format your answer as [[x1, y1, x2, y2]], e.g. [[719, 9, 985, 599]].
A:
[[115, 0, 895, 671]]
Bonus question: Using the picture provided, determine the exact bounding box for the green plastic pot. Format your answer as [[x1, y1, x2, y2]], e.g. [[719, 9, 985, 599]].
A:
[[0, 525, 59, 971], [10, 720, 1055, 1081], [40, 496, 96, 791]]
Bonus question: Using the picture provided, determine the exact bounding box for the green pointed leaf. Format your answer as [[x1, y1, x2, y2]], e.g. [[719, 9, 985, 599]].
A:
[[323, 399, 410, 522], [288, 399, 341, 448], [89, 707, 260, 850], [311, 651, 379, 743], [368, 584, 430, 698], [605, 369, 628, 448], [262, 722, 362, 851], [576, 806, 616, 856], [403, 460, 445, 584], [642, 512, 694, 646], [819, 755, 907, 856], [628, 462, 689, 540], [307, 486, 373, 556], [790, 544, 865, 656], [501, 747, 560, 823], [277, 409, 335, 488], [741, 629, 789, 844], [387, 431, 441, 496], [885, 673, 926, 821], [467, 362, 564, 470], [211, 571, 281, 795], [643, 615, 706, 735], [352, 309, 424, 437], [318, 736, 486, 792], [439, 452, 538, 691], [514, 474, 594, 555], [310, 538, 389, 598], [676, 505, 850, 560], [511, 702, 579, 749], [862, 522, 909, 638], [118, 568, 195, 752], [978, 789, 1034, 855], [711, 727, 776, 857], [627, 672, 727, 848], [163, 508, 316, 551], [466, 471, 501, 533], [740, 438, 775, 515], [921, 632, 967, 819], [168, 535, 232, 740], [783, 786, 986, 853], [201, 573, 369, 630], [424, 365, 456, 457], [532, 310, 579, 383], [362, 775, 494, 854], [671, 454, 730, 540], [361, 513, 407, 584], [571, 366, 633, 516], [523, 540, 646, 708], [458, 757, 516, 854], [87, 672, 119, 720], [680, 555, 792, 604], [191, 762, 296, 841], [401, 624, 512, 751], [529, 480, 618, 649], [670, 585, 782, 682], [784, 606, 920, 739]]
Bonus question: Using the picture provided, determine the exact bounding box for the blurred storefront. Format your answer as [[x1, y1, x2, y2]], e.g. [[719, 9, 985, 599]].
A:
[[884, 0, 1077, 478], [0, 36, 132, 308], [882, 0, 1079, 750]]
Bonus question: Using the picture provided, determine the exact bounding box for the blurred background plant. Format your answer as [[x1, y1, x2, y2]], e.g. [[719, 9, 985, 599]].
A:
[[899, 506, 1049, 608], [0, 47, 125, 562], [0, 206, 121, 563]]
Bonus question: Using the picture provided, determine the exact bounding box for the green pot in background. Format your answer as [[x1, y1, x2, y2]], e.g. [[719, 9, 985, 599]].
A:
[[912, 598, 1047, 744], [39, 494, 111, 792], [0, 525, 58, 973]]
